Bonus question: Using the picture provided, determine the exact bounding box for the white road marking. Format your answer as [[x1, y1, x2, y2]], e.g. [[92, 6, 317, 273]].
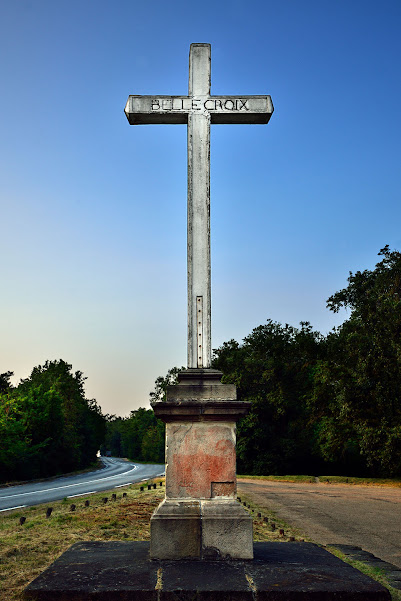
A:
[[67, 492, 96, 498], [115, 483, 131, 488], [0, 464, 140, 500], [0, 505, 26, 512]]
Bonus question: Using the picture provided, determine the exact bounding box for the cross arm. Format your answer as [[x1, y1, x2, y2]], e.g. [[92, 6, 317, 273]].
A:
[[125, 96, 189, 124], [125, 94, 274, 125], [208, 95, 273, 124]]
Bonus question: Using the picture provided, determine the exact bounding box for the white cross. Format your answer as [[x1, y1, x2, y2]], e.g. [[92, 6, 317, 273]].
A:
[[125, 43, 273, 369]]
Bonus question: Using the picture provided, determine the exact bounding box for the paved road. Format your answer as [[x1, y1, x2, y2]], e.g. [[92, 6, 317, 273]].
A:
[[0, 457, 165, 512], [238, 479, 401, 568]]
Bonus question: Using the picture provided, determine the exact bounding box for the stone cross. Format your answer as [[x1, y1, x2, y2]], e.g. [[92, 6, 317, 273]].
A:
[[125, 43, 273, 561], [125, 43, 273, 369]]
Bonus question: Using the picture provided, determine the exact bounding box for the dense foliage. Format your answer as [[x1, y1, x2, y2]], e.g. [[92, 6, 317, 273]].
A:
[[212, 247, 401, 478], [213, 321, 324, 475], [0, 360, 106, 482], [102, 409, 165, 463]]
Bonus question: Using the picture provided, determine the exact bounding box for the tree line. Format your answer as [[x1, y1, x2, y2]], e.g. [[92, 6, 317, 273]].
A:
[[101, 408, 165, 463], [211, 246, 401, 478], [0, 360, 106, 483]]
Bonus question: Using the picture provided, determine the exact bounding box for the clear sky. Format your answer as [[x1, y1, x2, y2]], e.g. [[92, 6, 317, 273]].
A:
[[1, 1, 400, 416]]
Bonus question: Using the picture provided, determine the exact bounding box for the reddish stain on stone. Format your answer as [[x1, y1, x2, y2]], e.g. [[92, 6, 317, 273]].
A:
[[166, 424, 236, 498]]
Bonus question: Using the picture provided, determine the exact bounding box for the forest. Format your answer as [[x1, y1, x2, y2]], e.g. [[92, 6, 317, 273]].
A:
[[1, 246, 400, 482], [101, 407, 165, 463], [0, 360, 105, 482]]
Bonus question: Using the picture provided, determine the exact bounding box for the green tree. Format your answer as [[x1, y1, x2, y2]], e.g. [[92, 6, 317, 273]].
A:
[[317, 246, 401, 476], [0, 371, 13, 394], [103, 416, 124, 457], [0, 393, 32, 481], [17, 359, 106, 473], [104, 408, 165, 463], [141, 421, 165, 462], [213, 320, 324, 475], [0, 360, 106, 482], [149, 366, 184, 403]]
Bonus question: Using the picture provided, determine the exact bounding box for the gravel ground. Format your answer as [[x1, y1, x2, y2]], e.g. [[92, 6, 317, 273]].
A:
[[238, 479, 401, 569]]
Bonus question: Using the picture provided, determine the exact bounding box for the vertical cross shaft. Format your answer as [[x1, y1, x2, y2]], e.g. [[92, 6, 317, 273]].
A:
[[187, 44, 211, 369]]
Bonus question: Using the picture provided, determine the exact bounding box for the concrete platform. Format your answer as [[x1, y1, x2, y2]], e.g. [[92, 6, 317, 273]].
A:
[[24, 541, 390, 600]]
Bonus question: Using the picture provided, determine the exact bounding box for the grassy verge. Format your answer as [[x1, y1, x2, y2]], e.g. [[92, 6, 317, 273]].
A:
[[327, 546, 401, 601], [0, 479, 165, 601], [319, 476, 401, 487], [236, 492, 310, 543], [238, 474, 316, 483], [238, 474, 401, 487]]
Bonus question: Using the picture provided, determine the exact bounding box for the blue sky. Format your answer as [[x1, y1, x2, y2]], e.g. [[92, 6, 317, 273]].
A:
[[1, 1, 400, 416]]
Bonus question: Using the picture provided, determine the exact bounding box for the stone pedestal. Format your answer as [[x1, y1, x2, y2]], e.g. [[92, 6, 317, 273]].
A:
[[24, 541, 391, 601], [150, 369, 253, 560]]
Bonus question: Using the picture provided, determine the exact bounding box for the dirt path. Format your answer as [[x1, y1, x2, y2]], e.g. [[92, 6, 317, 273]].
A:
[[238, 479, 401, 568]]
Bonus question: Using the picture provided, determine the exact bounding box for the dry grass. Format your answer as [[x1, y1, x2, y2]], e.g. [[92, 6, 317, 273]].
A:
[[238, 474, 401, 487], [319, 476, 401, 487], [238, 474, 316, 483], [0, 481, 164, 601], [237, 494, 309, 543]]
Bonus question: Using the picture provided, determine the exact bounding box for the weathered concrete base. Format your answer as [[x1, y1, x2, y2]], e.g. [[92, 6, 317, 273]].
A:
[[24, 541, 390, 600], [150, 368, 253, 561], [150, 499, 201, 559], [150, 499, 253, 559]]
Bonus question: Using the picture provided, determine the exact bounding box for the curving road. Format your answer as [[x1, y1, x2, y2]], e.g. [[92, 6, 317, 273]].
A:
[[0, 457, 165, 512]]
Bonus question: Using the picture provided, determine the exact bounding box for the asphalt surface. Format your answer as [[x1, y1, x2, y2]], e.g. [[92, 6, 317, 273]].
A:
[[238, 479, 401, 569], [0, 457, 165, 512]]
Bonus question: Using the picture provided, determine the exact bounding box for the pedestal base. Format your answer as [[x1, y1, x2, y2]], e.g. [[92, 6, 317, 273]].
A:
[[150, 499, 253, 559], [24, 541, 390, 601]]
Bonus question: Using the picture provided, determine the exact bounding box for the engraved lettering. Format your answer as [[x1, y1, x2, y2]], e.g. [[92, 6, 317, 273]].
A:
[[224, 99, 235, 110], [215, 99, 223, 110], [161, 98, 172, 111], [237, 99, 249, 111], [204, 99, 214, 110], [151, 99, 160, 111], [192, 99, 201, 110], [172, 97, 184, 110]]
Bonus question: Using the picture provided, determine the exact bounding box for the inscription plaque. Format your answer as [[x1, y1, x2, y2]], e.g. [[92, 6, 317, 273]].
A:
[[126, 95, 272, 124]]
